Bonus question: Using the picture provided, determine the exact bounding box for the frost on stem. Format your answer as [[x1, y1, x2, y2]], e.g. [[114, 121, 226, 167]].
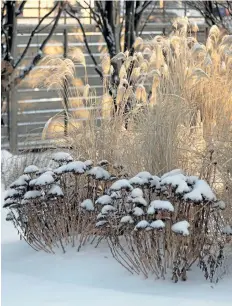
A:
[[110, 179, 133, 192], [24, 190, 42, 200], [172, 221, 190, 236], [81, 199, 94, 211], [149, 200, 174, 212], [52, 152, 73, 164], [96, 195, 112, 205], [24, 165, 39, 174], [88, 166, 110, 180]]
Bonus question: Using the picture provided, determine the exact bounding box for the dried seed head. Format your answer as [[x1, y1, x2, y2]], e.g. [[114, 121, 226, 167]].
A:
[[204, 53, 212, 66], [140, 60, 149, 74], [83, 84, 90, 98], [133, 37, 144, 50], [110, 65, 114, 75], [69, 48, 86, 67], [191, 22, 199, 33], [119, 64, 127, 80], [111, 52, 126, 62], [102, 93, 113, 118], [102, 54, 111, 75], [116, 85, 126, 105], [124, 86, 134, 101], [135, 85, 147, 103], [130, 67, 141, 82]]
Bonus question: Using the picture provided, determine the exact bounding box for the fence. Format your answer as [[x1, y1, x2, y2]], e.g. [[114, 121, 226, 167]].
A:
[[1, 2, 208, 152]]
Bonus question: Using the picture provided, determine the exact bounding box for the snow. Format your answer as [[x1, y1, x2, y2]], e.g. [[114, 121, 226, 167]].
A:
[[84, 159, 93, 168], [120, 216, 134, 224], [172, 221, 190, 236], [101, 205, 116, 215], [88, 167, 111, 180], [129, 176, 146, 186], [110, 179, 133, 191], [175, 180, 191, 194], [150, 200, 174, 212], [218, 201, 226, 210], [24, 165, 39, 174], [184, 180, 216, 202], [132, 197, 148, 207], [150, 176, 161, 189], [132, 207, 144, 216], [81, 199, 94, 211], [2, 185, 232, 306], [111, 191, 122, 199], [135, 220, 149, 229], [150, 220, 165, 229], [4, 188, 21, 200], [48, 184, 64, 197], [34, 173, 55, 186], [52, 152, 73, 163], [10, 175, 30, 188], [222, 225, 232, 235], [55, 161, 86, 175], [136, 171, 153, 181], [97, 213, 106, 220], [161, 169, 184, 180], [131, 188, 143, 198], [24, 190, 42, 199], [96, 195, 112, 205], [3, 198, 18, 208], [161, 174, 187, 187], [95, 220, 108, 227]]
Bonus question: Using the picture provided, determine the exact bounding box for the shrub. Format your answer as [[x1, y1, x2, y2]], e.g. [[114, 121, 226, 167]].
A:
[[3, 152, 232, 282]]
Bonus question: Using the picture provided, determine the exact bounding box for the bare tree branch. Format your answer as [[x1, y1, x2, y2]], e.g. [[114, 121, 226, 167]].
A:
[[14, 2, 59, 69], [15, 1, 27, 17], [65, 4, 103, 79], [14, 2, 64, 84]]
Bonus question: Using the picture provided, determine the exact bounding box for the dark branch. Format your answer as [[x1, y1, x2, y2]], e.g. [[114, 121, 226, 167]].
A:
[[65, 5, 103, 79], [14, 2, 59, 69], [15, 1, 27, 17], [14, 2, 64, 84]]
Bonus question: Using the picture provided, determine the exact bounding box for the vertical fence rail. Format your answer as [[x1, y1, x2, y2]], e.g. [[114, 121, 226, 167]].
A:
[[9, 3, 18, 154]]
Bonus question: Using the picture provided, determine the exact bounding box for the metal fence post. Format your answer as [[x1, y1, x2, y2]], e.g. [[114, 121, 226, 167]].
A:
[[9, 3, 18, 154]]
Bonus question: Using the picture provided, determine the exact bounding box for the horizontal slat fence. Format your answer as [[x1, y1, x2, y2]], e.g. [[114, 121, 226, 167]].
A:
[[1, 3, 208, 151]]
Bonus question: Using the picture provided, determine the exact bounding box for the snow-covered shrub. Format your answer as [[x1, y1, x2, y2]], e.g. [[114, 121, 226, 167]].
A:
[[90, 169, 228, 282], [3, 155, 229, 282], [2, 153, 128, 253]]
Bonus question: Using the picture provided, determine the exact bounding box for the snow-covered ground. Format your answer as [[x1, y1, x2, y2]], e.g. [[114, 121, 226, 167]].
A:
[[1, 183, 232, 306]]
